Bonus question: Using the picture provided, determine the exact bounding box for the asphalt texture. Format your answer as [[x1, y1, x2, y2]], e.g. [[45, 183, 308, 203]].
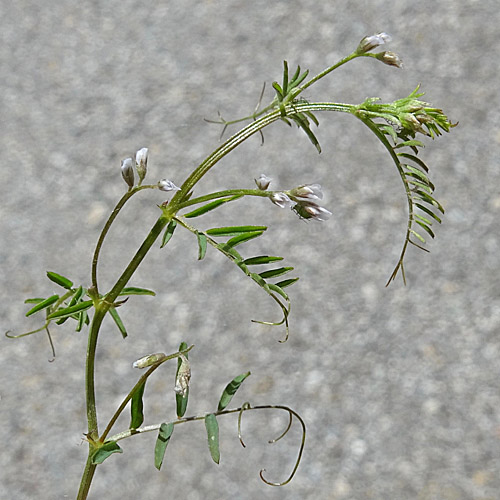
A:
[[1, 1, 499, 499]]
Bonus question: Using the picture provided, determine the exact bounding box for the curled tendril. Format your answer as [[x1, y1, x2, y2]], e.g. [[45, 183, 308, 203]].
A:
[[251, 292, 290, 343], [6, 324, 56, 361], [5, 325, 46, 339], [238, 401, 251, 447], [268, 408, 293, 444], [238, 404, 306, 487]]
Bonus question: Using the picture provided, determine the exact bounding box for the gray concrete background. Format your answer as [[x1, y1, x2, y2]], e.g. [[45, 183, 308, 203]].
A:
[[1, 1, 499, 499]]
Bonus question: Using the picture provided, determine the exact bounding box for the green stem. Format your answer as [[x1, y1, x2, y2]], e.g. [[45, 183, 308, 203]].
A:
[[100, 345, 194, 442], [289, 52, 359, 100], [177, 188, 272, 211], [76, 454, 98, 500], [355, 115, 413, 285], [169, 101, 353, 209], [91, 185, 157, 293], [105, 215, 171, 304], [79, 214, 171, 499]]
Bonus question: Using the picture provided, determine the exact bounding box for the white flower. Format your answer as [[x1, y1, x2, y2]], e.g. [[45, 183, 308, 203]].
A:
[[288, 184, 324, 202], [357, 32, 392, 54], [121, 157, 135, 188], [255, 174, 272, 191], [270, 192, 293, 208], [292, 201, 332, 222], [302, 203, 332, 221], [135, 147, 148, 183], [158, 179, 180, 192]]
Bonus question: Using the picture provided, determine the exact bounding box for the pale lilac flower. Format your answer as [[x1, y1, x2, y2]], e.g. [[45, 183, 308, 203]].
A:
[[357, 32, 392, 54], [288, 184, 324, 203], [135, 147, 148, 183], [255, 174, 272, 191], [270, 192, 293, 208], [121, 157, 135, 188], [158, 179, 180, 192], [293, 202, 332, 222]]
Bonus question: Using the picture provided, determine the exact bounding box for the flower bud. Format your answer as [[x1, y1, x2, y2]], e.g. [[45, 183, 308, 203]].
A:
[[158, 179, 180, 192], [255, 174, 272, 191], [121, 158, 135, 188], [357, 32, 392, 54], [376, 51, 403, 68], [133, 352, 167, 369], [292, 201, 332, 222], [270, 192, 293, 208], [135, 147, 148, 184], [288, 184, 323, 202]]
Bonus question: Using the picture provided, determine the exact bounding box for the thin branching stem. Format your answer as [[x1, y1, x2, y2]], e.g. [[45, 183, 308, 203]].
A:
[[100, 345, 194, 442], [355, 116, 413, 285], [107, 403, 305, 487], [91, 184, 157, 293], [169, 102, 353, 211]]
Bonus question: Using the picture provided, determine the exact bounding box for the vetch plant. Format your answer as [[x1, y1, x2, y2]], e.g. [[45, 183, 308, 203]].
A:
[[7, 33, 455, 499]]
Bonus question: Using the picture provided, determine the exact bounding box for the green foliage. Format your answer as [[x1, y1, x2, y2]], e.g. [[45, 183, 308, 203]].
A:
[[218, 372, 251, 411], [130, 382, 146, 430], [154, 423, 174, 471], [160, 220, 177, 248], [175, 218, 298, 340], [272, 61, 321, 152], [25, 295, 59, 317], [205, 413, 220, 464], [352, 88, 454, 284], [184, 194, 243, 218], [91, 441, 122, 465], [46, 271, 74, 289]]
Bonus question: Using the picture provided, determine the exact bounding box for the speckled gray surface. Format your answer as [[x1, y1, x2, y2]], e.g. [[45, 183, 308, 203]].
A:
[[1, 1, 499, 499]]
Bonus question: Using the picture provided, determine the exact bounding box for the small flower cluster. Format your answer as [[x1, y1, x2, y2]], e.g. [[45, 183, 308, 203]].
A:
[[255, 175, 332, 222], [121, 147, 149, 188], [356, 32, 403, 69], [357, 87, 456, 138], [120, 147, 180, 193]]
